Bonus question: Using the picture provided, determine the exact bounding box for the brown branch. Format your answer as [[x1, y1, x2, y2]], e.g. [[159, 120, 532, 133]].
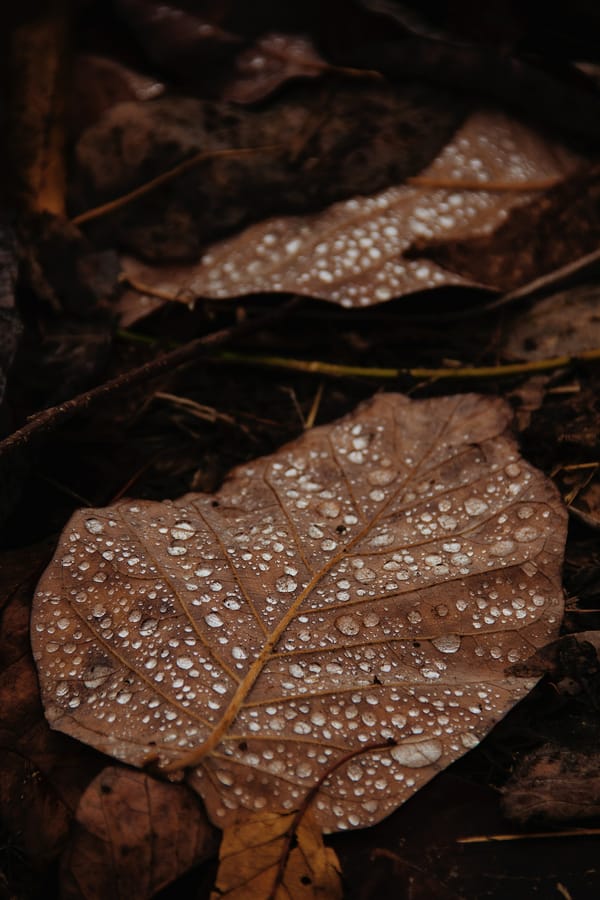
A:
[[0, 298, 298, 460]]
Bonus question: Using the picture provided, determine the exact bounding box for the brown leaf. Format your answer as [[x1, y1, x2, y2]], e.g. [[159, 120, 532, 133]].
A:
[[213, 809, 342, 899], [503, 285, 600, 362], [73, 80, 463, 262], [69, 54, 166, 137], [416, 166, 600, 292], [0, 544, 102, 878], [32, 393, 566, 834], [61, 766, 217, 900], [502, 744, 600, 825], [221, 33, 328, 105], [122, 110, 580, 306]]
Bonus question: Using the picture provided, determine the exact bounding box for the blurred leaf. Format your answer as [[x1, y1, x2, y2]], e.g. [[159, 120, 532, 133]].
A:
[[61, 766, 217, 900], [122, 110, 580, 307]]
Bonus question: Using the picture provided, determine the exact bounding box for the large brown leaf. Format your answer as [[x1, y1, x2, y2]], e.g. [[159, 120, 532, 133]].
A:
[[32, 393, 566, 833], [122, 110, 580, 308]]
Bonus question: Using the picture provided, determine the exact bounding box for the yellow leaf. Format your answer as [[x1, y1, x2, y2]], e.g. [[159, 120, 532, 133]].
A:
[[213, 809, 342, 900]]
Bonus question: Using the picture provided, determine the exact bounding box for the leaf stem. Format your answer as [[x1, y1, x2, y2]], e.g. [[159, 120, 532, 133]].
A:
[[71, 144, 283, 226]]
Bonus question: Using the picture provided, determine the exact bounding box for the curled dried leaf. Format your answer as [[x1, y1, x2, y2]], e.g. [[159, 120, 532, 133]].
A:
[[32, 393, 566, 833]]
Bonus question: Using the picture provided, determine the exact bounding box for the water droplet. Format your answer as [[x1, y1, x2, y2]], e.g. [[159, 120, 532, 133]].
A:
[[368, 468, 396, 486], [83, 664, 113, 689], [167, 546, 186, 556], [489, 540, 515, 557], [85, 518, 104, 534], [390, 739, 442, 767], [464, 498, 489, 516], [364, 613, 380, 627], [439, 515, 458, 530], [276, 575, 297, 593], [176, 656, 193, 670], [170, 521, 196, 541], [515, 526, 539, 542], [432, 634, 461, 654], [354, 567, 376, 584], [460, 732, 480, 749], [517, 506, 534, 520], [140, 618, 158, 636], [116, 691, 132, 705], [335, 615, 360, 636], [424, 554, 443, 566], [216, 770, 234, 786], [319, 500, 340, 518]]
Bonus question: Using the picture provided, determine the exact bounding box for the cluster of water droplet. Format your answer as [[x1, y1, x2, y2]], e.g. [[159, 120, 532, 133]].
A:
[[163, 111, 578, 308], [32, 393, 565, 831]]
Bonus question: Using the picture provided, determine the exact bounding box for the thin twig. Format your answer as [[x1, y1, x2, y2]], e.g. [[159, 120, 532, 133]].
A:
[[459, 827, 600, 843], [0, 299, 298, 460], [214, 347, 600, 380], [71, 144, 282, 226]]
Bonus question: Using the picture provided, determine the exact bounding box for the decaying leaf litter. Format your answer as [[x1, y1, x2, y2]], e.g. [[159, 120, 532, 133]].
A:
[[4, 2, 600, 898]]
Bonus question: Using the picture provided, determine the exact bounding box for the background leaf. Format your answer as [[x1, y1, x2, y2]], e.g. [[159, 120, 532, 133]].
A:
[[122, 110, 580, 307], [61, 766, 217, 900]]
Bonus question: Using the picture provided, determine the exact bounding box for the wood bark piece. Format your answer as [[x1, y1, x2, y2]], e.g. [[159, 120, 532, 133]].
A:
[[32, 393, 567, 834]]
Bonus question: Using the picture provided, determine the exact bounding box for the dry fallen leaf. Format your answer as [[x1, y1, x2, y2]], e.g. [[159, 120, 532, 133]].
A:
[[502, 744, 600, 825], [0, 544, 103, 886], [214, 809, 342, 900], [504, 284, 600, 362], [32, 392, 567, 842], [122, 110, 580, 308], [61, 765, 218, 900]]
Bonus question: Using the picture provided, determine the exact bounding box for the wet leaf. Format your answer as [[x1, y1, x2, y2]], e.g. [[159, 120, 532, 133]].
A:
[[32, 393, 566, 834], [122, 110, 580, 306], [214, 809, 341, 899], [416, 166, 600, 292], [73, 79, 463, 261], [61, 766, 217, 900]]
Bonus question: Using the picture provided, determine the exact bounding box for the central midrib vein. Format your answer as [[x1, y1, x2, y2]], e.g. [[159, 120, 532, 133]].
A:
[[163, 400, 460, 772]]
